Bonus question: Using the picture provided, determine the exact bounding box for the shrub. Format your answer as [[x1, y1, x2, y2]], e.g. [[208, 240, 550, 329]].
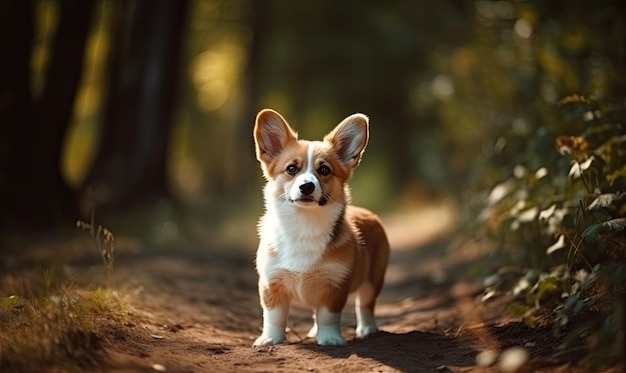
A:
[[478, 95, 625, 363]]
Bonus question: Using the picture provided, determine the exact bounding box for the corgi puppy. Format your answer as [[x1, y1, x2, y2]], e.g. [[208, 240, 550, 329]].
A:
[[253, 109, 390, 346]]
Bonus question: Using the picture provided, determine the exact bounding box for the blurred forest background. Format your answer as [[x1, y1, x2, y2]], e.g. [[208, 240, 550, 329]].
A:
[[0, 0, 625, 363], [0, 0, 622, 224]]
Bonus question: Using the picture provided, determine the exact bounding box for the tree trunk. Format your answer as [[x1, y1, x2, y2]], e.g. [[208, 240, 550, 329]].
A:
[[0, 0, 93, 228], [236, 0, 270, 189], [0, 2, 34, 226], [81, 0, 189, 214]]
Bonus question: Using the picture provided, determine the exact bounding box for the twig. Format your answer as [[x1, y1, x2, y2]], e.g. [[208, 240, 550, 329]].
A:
[[76, 210, 115, 286]]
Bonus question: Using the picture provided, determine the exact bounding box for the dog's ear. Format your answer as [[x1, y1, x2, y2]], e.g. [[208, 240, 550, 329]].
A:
[[325, 113, 369, 169], [254, 109, 297, 163]]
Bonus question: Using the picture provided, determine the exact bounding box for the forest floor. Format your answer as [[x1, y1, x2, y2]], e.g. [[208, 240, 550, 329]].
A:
[[1, 202, 623, 372]]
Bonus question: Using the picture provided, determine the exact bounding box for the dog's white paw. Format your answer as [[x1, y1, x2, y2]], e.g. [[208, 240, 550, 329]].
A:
[[316, 329, 346, 346], [253, 334, 284, 347]]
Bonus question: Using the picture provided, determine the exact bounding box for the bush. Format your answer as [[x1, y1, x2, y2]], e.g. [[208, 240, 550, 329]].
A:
[[478, 94, 625, 363]]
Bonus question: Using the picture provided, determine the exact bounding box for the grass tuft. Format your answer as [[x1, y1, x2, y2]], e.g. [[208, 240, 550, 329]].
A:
[[0, 283, 126, 371], [1, 217, 123, 372]]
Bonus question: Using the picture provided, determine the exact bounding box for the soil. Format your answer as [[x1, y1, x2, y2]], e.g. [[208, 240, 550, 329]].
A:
[[2, 204, 623, 372]]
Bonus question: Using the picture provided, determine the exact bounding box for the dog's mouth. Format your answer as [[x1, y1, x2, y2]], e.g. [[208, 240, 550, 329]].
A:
[[292, 196, 315, 204], [290, 195, 328, 206]]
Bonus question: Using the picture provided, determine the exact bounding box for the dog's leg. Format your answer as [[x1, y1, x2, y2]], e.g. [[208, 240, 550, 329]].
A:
[[314, 307, 346, 346], [254, 304, 289, 346], [254, 284, 290, 346], [355, 281, 378, 338], [307, 312, 317, 338]]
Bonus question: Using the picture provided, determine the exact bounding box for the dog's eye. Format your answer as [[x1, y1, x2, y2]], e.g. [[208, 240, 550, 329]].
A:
[[286, 165, 299, 175], [318, 165, 331, 176]]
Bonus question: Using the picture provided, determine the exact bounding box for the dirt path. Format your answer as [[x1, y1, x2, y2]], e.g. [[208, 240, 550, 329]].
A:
[[3, 205, 616, 372], [95, 252, 501, 373]]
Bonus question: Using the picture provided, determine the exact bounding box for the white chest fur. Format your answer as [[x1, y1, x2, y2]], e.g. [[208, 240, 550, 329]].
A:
[[256, 201, 352, 307], [257, 197, 344, 275]]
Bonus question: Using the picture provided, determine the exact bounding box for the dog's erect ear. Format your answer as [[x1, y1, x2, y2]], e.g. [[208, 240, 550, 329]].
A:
[[325, 113, 369, 169], [254, 109, 297, 163]]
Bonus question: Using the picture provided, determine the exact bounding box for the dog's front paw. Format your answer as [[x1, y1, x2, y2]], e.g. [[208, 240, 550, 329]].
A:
[[253, 334, 284, 347], [316, 330, 346, 346]]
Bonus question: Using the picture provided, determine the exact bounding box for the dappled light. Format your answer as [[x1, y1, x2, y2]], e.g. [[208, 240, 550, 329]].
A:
[[191, 44, 246, 112], [61, 0, 112, 187]]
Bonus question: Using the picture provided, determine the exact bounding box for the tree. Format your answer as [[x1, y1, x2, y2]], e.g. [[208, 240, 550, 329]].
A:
[[0, 0, 189, 229], [80, 0, 189, 213], [0, 0, 94, 227]]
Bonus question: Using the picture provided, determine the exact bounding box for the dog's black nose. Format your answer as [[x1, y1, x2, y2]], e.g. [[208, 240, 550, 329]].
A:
[[299, 182, 315, 195]]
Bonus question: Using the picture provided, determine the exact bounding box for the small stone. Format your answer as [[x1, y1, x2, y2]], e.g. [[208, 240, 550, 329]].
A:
[[476, 349, 498, 367], [498, 346, 529, 372]]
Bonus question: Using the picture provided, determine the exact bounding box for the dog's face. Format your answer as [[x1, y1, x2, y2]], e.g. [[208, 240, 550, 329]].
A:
[[254, 109, 369, 208]]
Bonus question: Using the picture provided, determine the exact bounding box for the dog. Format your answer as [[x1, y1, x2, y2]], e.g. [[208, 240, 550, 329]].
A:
[[252, 109, 390, 346]]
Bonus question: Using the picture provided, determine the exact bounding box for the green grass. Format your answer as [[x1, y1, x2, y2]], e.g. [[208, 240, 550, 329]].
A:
[[0, 278, 126, 372], [1, 218, 123, 372]]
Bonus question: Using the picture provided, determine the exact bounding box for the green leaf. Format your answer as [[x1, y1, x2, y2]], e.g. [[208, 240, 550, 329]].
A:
[[0, 295, 20, 309], [546, 234, 566, 255], [562, 294, 585, 314], [582, 218, 626, 243], [509, 302, 530, 316], [568, 157, 594, 178], [559, 94, 591, 105], [582, 224, 601, 243], [538, 204, 557, 222], [586, 193, 623, 211], [527, 276, 560, 304], [523, 314, 537, 327], [487, 179, 515, 206], [606, 165, 626, 185]]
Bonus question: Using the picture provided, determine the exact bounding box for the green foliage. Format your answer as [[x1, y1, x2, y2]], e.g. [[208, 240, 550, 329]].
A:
[[440, 1, 625, 364], [478, 94, 625, 363]]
